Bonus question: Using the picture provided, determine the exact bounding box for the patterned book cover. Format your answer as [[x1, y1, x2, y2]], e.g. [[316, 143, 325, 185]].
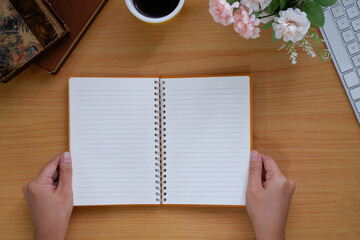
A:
[[0, 0, 68, 83]]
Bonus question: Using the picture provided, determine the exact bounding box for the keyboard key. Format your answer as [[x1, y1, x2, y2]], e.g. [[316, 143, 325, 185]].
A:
[[347, 42, 360, 54], [342, 0, 354, 7], [332, 5, 345, 18], [356, 32, 360, 41], [323, 11, 353, 72], [352, 54, 360, 66], [343, 30, 355, 42], [337, 17, 350, 30], [350, 86, 360, 100], [346, 6, 359, 18], [355, 101, 360, 112], [351, 18, 360, 30], [357, 1, 360, 9], [344, 71, 360, 87]]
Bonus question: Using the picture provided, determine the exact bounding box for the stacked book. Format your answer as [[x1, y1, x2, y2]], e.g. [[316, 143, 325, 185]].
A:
[[0, 0, 108, 83]]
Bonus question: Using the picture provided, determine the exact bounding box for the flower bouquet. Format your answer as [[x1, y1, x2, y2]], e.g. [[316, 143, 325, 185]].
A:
[[209, 0, 336, 64]]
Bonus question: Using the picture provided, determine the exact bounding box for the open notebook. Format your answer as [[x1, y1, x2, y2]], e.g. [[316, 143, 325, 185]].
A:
[[69, 76, 252, 206]]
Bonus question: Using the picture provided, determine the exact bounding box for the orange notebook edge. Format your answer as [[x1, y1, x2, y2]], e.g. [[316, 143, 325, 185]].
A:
[[67, 74, 253, 208], [73, 204, 246, 208]]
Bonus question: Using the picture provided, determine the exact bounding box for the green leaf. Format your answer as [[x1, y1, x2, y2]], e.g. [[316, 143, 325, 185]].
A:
[[280, 0, 287, 9], [278, 0, 299, 11], [302, 2, 325, 27], [262, 19, 275, 29], [226, 0, 239, 5], [272, 30, 279, 42], [314, 0, 337, 7], [265, 0, 280, 14], [253, 11, 262, 17]]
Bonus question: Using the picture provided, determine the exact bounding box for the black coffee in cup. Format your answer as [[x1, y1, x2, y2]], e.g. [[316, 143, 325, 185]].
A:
[[134, 0, 180, 18]]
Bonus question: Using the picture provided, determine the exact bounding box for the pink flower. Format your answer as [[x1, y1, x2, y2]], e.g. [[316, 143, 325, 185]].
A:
[[233, 5, 260, 39], [209, 0, 240, 26]]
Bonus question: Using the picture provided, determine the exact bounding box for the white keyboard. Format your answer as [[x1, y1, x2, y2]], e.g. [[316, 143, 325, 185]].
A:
[[320, 0, 360, 124]]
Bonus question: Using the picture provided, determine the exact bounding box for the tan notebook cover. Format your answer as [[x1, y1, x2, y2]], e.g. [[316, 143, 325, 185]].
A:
[[35, 0, 108, 74], [0, 0, 68, 83]]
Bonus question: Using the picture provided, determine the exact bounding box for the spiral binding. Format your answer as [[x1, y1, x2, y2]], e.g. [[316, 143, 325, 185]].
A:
[[154, 79, 167, 204], [154, 80, 161, 202], [160, 80, 167, 203]]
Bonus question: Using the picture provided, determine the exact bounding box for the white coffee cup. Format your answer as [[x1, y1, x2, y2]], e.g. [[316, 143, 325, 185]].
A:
[[125, 0, 185, 24]]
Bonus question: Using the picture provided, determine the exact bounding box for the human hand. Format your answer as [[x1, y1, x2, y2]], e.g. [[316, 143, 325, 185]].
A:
[[23, 152, 73, 240], [246, 150, 295, 240]]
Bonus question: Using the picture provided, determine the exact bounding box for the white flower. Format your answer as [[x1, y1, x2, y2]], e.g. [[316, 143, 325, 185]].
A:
[[298, 39, 316, 58], [241, 0, 271, 12], [289, 48, 298, 65], [272, 8, 310, 43]]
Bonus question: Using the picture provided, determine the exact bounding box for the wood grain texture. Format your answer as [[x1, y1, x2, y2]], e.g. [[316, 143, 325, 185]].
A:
[[0, 0, 359, 239]]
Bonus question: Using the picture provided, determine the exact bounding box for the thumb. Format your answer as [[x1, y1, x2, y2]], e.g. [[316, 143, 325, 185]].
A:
[[247, 150, 263, 190], [58, 152, 72, 192]]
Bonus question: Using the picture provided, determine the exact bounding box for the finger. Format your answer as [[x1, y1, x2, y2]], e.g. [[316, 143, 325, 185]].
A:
[[52, 169, 59, 181], [52, 169, 59, 187], [58, 152, 72, 192], [247, 150, 263, 190], [262, 166, 266, 185], [261, 153, 282, 175], [37, 153, 62, 179], [288, 179, 296, 194]]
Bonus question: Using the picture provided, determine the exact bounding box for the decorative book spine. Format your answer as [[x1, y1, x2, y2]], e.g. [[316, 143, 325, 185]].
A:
[[154, 80, 161, 202], [160, 79, 167, 203]]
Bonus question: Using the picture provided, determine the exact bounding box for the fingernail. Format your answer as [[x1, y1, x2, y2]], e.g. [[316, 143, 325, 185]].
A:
[[63, 152, 71, 162], [250, 150, 259, 162]]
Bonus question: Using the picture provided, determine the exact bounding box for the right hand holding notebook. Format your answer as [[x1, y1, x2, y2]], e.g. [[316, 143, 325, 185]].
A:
[[246, 150, 296, 240]]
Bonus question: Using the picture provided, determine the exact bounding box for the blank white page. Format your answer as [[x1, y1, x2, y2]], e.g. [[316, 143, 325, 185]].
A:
[[162, 76, 251, 205], [69, 77, 158, 206]]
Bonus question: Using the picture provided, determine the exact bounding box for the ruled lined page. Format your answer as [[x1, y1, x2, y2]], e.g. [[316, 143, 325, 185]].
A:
[[69, 77, 158, 206], [162, 76, 251, 205]]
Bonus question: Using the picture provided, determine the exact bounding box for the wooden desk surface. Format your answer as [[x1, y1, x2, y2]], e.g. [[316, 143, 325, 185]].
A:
[[1, 0, 359, 239]]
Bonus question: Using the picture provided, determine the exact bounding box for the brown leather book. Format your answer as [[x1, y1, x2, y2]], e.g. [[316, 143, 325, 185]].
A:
[[35, 0, 108, 74], [0, 0, 68, 83]]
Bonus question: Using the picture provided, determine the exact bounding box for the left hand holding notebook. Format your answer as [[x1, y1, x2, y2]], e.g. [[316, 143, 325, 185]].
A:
[[23, 152, 73, 240]]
